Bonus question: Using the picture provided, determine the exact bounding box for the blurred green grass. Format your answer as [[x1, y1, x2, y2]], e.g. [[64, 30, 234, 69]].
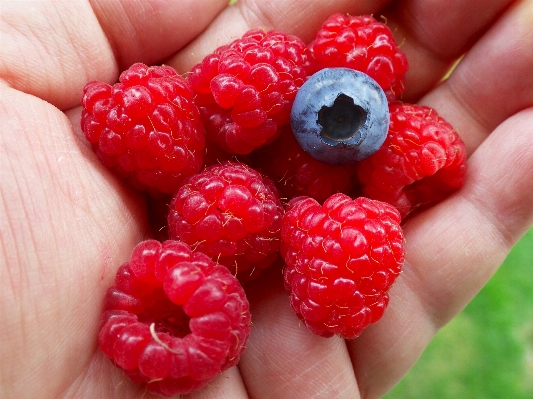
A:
[[385, 228, 533, 399]]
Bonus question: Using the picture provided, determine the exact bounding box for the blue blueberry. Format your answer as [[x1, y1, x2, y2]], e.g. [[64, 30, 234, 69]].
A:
[[290, 68, 389, 166]]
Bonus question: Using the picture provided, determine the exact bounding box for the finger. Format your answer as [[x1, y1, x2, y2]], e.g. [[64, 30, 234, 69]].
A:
[[349, 107, 533, 398], [186, 367, 249, 399], [0, 0, 227, 110], [61, 351, 162, 399], [0, 87, 149, 398], [167, 0, 391, 73], [238, 267, 360, 399], [419, 0, 533, 153], [384, 0, 513, 101], [0, 0, 116, 109], [90, 0, 228, 71]]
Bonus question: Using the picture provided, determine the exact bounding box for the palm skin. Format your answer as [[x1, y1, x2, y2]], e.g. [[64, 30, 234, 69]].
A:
[[1, 1, 533, 398]]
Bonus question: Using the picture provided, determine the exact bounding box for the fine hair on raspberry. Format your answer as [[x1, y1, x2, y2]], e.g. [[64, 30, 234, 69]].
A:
[[188, 29, 308, 154], [356, 102, 467, 218], [81, 63, 205, 195], [168, 161, 284, 282], [253, 125, 359, 202], [281, 193, 405, 339], [98, 240, 251, 397], [306, 13, 409, 102]]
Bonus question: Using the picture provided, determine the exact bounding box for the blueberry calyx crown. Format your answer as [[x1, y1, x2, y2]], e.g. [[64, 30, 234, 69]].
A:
[[290, 68, 389, 166], [318, 93, 367, 143]]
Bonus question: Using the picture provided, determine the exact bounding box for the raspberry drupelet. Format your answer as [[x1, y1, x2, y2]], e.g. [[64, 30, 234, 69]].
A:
[[281, 193, 405, 339], [188, 29, 308, 154], [98, 240, 251, 397], [168, 162, 284, 282], [306, 14, 409, 102], [356, 102, 467, 218], [253, 125, 359, 203], [81, 63, 205, 195]]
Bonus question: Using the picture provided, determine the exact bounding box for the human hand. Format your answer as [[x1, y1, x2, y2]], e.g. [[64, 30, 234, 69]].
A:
[[2, 1, 533, 398]]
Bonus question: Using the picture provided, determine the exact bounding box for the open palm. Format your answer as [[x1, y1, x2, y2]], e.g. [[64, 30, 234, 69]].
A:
[[2, 1, 533, 398]]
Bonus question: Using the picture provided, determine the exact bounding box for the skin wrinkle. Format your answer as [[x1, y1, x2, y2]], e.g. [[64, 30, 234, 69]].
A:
[[401, 198, 508, 328], [350, 286, 435, 399], [0, 103, 23, 304], [391, 0, 509, 61], [0, 12, 33, 90], [264, 341, 357, 399], [461, 111, 533, 243], [287, 360, 356, 399], [44, 5, 73, 98], [0, 1, 117, 110], [17, 6, 65, 100], [384, 1, 514, 103], [422, 3, 533, 150], [0, 147, 31, 395], [390, 260, 443, 329], [86, 0, 124, 68], [52, 6, 98, 94], [1, 92, 75, 395], [0, 192, 19, 300], [238, 0, 278, 32], [442, 60, 504, 141], [60, 352, 151, 399], [1, 88, 148, 398]]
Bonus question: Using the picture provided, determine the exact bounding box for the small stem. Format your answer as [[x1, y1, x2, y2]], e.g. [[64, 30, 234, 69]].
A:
[[149, 322, 184, 355]]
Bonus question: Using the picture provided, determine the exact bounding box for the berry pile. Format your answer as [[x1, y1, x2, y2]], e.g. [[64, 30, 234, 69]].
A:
[[81, 12, 467, 396], [253, 125, 358, 202]]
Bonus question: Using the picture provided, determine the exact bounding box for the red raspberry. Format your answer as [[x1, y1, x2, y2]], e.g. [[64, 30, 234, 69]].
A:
[[98, 240, 251, 397], [356, 102, 467, 218], [81, 63, 205, 195], [188, 29, 308, 154], [253, 125, 359, 202], [306, 14, 408, 102], [168, 162, 284, 282], [281, 193, 405, 339]]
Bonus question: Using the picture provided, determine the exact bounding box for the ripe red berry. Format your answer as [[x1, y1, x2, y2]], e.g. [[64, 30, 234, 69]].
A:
[[253, 125, 359, 202], [168, 162, 284, 282], [98, 239, 251, 397], [81, 63, 205, 195], [188, 29, 308, 154], [281, 193, 405, 339], [356, 102, 467, 218], [306, 14, 408, 102]]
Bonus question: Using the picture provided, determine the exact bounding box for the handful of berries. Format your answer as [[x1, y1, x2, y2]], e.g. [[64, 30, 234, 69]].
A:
[[81, 13, 467, 396]]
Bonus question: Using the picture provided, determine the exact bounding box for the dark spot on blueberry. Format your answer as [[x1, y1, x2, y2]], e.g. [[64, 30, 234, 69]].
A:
[[317, 94, 367, 142]]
